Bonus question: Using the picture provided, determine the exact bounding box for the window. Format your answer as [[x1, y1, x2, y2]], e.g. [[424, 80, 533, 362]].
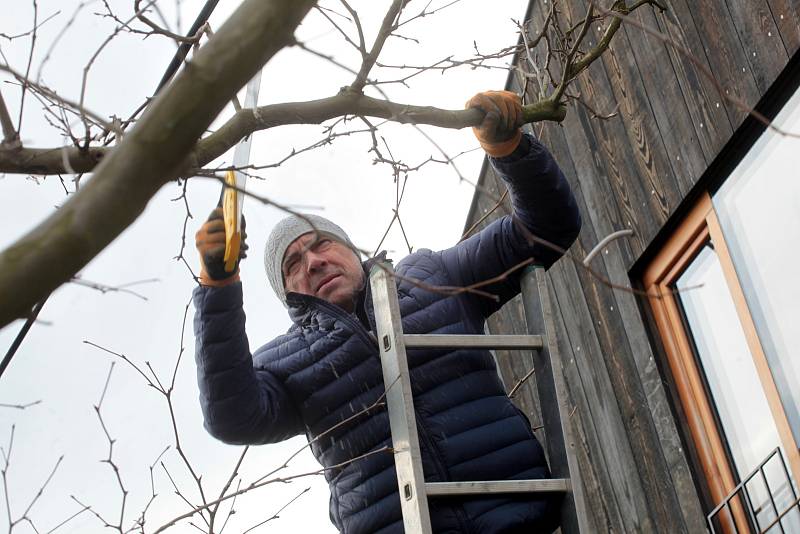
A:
[[643, 85, 800, 533]]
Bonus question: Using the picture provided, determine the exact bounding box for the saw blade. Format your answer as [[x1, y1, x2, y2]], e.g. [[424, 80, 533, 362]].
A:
[[231, 69, 262, 232], [222, 70, 262, 272]]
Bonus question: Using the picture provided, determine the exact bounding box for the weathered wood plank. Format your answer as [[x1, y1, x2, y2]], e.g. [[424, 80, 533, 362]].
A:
[[526, 114, 659, 530], [688, 0, 762, 125], [766, 0, 800, 55], [548, 149, 698, 532], [574, 0, 683, 226], [547, 265, 618, 534], [490, 47, 637, 527], [513, 11, 686, 526], [525, 81, 697, 528], [557, 99, 708, 532], [562, 47, 660, 253], [466, 3, 800, 533], [518, 7, 656, 250], [621, 4, 708, 195], [549, 255, 655, 533], [724, 0, 788, 93], [652, 0, 734, 160], [488, 295, 545, 435], [548, 1, 677, 249], [575, 191, 698, 533]]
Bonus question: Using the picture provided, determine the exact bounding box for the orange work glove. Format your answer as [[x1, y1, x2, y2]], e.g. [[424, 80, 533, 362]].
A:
[[465, 90, 523, 158], [195, 207, 248, 287]]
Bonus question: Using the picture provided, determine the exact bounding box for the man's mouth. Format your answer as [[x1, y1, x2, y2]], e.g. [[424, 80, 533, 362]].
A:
[[316, 274, 340, 293]]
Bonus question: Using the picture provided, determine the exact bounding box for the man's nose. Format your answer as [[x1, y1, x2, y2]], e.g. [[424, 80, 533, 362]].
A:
[[305, 250, 327, 272]]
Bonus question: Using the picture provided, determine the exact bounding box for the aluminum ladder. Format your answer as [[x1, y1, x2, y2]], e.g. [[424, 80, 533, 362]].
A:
[[369, 262, 590, 533]]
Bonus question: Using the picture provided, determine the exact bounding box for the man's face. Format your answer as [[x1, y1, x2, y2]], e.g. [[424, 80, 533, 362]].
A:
[[282, 232, 364, 312]]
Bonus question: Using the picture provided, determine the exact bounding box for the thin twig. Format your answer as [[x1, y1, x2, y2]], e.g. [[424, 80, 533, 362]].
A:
[[37, 2, 91, 81], [1, 424, 65, 533], [69, 276, 158, 301], [508, 367, 536, 398], [45, 503, 90, 534], [16, 0, 39, 134], [460, 189, 509, 242], [0, 9, 59, 42], [0, 89, 18, 145], [0, 63, 117, 133], [241, 488, 310, 533], [552, 3, 593, 103], [153, 446, 392, 533], [350, 0, 407, 93], [0, 401, 41, 410], [133, 0, 211, 44], [208, 446, 249, 532]]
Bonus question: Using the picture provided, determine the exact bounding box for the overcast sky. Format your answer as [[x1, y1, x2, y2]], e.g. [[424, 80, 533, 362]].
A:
[[0, 1, 528, 532]]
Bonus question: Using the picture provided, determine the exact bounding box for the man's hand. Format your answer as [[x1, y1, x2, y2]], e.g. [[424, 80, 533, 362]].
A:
[[465, 90, 523, 158], [195, 207, 248, 287]]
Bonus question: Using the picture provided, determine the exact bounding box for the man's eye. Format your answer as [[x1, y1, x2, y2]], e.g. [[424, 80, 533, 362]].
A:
[[314, 238, 331, 250], [284, 260, 299, 276]]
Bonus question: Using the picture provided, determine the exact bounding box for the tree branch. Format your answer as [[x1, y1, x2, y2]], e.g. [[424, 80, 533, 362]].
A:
[[0, 0, 317, 329], [0, 89, 18, 146], [0, 0, 661, 328], [552, 3, 594, 102], [133, 0, 211, 44], [16, 0, 39, 136], [0, 93, 567, 175], [349, 0, 406, 93], [0, 62, 117, 133]]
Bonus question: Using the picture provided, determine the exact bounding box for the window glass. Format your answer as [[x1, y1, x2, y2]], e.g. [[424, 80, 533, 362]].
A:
[[713, 86, 800, 445], [676, 245, 795, 530], [676, 244, 783, 478]]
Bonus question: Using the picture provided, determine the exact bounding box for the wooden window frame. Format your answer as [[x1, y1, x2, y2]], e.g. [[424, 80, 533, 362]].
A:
[[643, 192, 800, 530]]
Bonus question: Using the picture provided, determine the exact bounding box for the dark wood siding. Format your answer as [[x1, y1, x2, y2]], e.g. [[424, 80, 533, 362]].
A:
[[468, 1, 799, 531]]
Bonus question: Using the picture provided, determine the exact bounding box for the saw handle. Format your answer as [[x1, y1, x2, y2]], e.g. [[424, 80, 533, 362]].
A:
[[222, 170, 241, 273]]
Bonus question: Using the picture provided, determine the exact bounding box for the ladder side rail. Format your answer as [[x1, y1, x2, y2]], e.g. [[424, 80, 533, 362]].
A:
[[520, 266, 590, 534], [369, 264, 434, 534]]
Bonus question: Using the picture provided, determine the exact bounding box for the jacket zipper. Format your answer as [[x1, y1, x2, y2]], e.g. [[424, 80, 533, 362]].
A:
[[414, 410, 475, 533], [414, 414, 447, 479], [303, 291, 450, 483]]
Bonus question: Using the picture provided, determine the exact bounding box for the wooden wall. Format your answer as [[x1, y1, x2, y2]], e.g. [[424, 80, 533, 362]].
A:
[[466, 1, 800, 531]]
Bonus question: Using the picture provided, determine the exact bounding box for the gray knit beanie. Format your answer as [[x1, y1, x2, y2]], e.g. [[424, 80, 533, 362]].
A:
[[264, 214, 360, 305]]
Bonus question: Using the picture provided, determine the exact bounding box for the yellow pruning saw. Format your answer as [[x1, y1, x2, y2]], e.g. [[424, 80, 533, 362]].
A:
[[222, 70, 262, 272]]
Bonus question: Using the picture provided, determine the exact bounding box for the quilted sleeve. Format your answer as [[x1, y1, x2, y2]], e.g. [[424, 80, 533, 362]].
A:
[[193, 282, 304, 445], [438, 133, 581, 316]]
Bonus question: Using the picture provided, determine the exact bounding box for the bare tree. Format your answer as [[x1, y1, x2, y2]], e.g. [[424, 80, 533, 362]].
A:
[[0, 0, 666, 329], [1, 296, 393, 532]]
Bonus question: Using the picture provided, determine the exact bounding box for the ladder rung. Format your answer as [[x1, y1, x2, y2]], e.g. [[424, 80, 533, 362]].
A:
[[425, 479, 569, 496], [402, 334, 543, 350]]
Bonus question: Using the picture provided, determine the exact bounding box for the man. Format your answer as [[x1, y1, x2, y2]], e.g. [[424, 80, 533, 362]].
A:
[[194, 90, 581, 533]]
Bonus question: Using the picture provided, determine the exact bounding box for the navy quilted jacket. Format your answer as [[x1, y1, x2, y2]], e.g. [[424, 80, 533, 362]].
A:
[[193, 134, 581, 534]]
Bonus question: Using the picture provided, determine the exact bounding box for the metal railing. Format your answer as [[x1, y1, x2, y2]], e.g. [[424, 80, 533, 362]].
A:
[[707, 447, 800, 533]]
